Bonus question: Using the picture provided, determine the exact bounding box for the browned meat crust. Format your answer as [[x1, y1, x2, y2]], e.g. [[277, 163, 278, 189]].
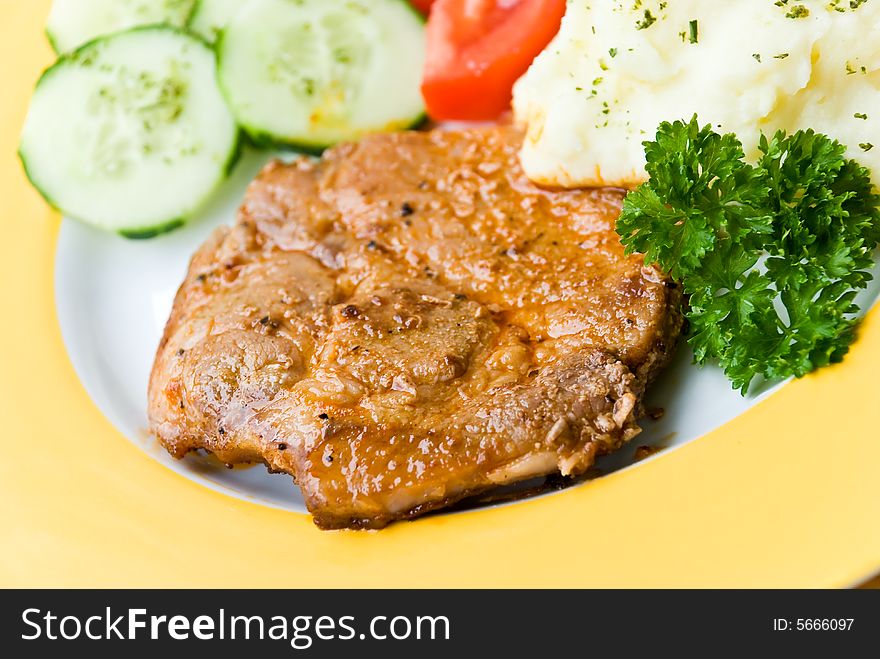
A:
[[148, 126, 682, 529]]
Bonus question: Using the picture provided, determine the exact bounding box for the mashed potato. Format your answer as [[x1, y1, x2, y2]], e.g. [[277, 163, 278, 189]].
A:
[[513, 0, 880, 187]]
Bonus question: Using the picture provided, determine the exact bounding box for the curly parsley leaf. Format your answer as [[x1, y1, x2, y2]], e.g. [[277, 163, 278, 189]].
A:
[[618, 117, 880, 393], [617, 117, 773, 281]]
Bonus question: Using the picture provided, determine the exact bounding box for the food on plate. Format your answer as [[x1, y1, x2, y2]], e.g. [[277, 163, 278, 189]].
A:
[[24, 0, 428, 236], [187, 0, 241, 43], [509, 0, 880, 392], [617, 118, 880, 392], [19, 27, 239, 238], [46, 0, 197, 53], [218, 0, 426, 150], [514, 0, 880, 187], [25, 0, 878, 530], [422, 0, 565, 121], [148, 126, 683, 529], [410, 0, 437, 15], [189, 0, 433, 46]]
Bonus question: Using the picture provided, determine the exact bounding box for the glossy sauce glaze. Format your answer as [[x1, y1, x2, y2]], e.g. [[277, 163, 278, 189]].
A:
[[148, 126, 682, 529]]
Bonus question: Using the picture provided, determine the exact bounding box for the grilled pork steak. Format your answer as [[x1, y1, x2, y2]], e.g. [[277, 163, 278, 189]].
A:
[[149, 127, 682, 529]]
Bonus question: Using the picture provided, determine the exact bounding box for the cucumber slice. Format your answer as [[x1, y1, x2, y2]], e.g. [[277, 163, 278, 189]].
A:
[[218, 0, 426, 150], [47, 0, 198, 53], [20, 27, 239, 237], [187, 0, 243, 44]]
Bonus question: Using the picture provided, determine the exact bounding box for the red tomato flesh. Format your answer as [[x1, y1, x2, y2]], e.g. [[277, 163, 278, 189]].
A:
[[410, 0, 437, 13], [422, 0, 566, 121]]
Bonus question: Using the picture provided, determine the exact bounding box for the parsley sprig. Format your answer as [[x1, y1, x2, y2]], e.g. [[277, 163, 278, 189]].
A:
[[618, 117, 880, 393]]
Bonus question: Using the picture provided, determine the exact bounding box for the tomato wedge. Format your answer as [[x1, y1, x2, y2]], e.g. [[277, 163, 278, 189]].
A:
[[410, 0, 437, 14], [422, 0, 566, 121]]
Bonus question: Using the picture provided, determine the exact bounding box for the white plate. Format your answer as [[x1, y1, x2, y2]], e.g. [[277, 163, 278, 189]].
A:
[[55, 147, 880, 513]]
